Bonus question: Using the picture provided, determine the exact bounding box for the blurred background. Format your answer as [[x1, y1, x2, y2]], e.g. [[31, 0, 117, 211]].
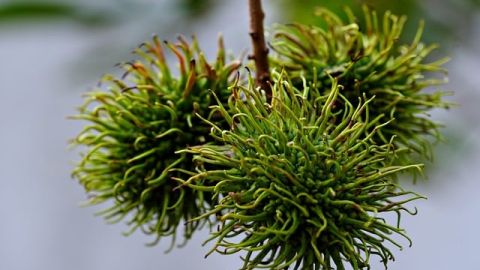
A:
[[0, 0, 479, 269]]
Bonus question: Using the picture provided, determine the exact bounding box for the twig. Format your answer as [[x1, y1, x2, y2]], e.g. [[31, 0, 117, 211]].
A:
[[248, 0, 271, 96]]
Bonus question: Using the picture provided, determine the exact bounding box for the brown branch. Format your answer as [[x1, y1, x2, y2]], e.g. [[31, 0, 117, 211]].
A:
[[248, 0, 271, 96]]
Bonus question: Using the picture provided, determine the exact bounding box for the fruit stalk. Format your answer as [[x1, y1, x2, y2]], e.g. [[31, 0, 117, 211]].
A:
[[248, 0, 271, 96]]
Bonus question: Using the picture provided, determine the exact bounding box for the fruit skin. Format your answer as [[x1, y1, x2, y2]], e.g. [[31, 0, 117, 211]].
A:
[[270, 6, 451, 167], [182, 72, 424, 270], [71, 35, 240, 246]]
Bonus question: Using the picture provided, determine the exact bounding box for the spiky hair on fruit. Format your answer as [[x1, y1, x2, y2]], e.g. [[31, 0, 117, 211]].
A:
[[270, 6, 451, 165], [71, 35, 241, 247], [180, 72, 424, 269]]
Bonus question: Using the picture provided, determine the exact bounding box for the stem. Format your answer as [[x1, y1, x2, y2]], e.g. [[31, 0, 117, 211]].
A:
[[248, 0, 271, 96]]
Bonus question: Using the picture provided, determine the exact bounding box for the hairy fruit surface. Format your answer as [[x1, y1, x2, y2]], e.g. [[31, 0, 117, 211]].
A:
[[183, 73, 424, 269], [271, 7, 451, 166], [71, 35, 240, 246]]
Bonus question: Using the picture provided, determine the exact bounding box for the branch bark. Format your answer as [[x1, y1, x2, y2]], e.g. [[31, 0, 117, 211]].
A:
[[248, 0, 271, 96]]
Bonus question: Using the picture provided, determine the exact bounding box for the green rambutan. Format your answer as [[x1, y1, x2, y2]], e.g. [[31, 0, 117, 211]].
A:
[[270, 6, 451, 165], [181, 72, 424, 269], [71, 35, 240, 246]]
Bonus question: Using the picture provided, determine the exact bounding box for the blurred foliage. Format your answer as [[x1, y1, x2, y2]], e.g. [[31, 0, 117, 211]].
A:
[[0, 0, 217, 26], [177, 0, 215, 17], [3, 0, 478, 46], [0, 2, 116, 26]]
